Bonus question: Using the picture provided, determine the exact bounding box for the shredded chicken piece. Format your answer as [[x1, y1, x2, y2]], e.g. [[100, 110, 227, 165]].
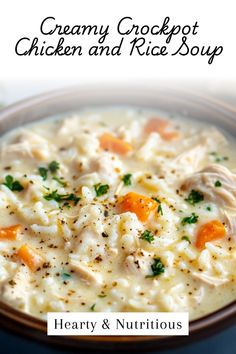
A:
[[181, 164, 236, 211], [192, 271, 229, 287], [222, 210, 236, 236], [160, 128, 227, 178], [160, 145, 206, 178], [69, 260, 103, 285], [1, 130, 52, 160], [175, 145, 206, 167], [124, 249, 153, 276], [173, 145, 206, 173], [182, 164, 236, 237]]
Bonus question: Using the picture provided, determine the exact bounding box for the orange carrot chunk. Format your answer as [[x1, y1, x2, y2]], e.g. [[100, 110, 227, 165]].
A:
[[118, 192, 158, 222], [17, 244, 45, 271], [145, 118, 180, 141], [145, 118, 170, 134], [160, 130, 181, 141], [196, 220, 226, 250], [100, 133, 133, 155], [0, 225, 21, 241]]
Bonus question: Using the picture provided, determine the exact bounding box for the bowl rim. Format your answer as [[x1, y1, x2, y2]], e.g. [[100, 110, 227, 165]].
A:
[[1, 82, 236, 117], [0, 84, 236, 347], [0, 296, 236, 343]]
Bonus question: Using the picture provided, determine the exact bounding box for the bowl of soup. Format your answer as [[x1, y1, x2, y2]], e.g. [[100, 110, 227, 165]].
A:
[[0, 84, 236, 350]]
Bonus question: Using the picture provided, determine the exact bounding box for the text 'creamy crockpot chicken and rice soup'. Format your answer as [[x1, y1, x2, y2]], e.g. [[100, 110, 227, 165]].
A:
[[0, 107, 236, 321]]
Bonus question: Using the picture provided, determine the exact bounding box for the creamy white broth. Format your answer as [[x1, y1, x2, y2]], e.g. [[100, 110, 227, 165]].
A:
[[0, 107, 236, 320]]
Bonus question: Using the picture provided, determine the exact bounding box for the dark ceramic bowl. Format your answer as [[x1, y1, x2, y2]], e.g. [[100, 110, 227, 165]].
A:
[[0, 85, 236, 351]]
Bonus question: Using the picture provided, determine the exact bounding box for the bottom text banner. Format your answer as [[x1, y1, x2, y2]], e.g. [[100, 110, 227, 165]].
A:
[[47, 312, 189, 336]]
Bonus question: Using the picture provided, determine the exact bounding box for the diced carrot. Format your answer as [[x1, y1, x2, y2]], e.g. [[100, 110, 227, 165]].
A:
[[161, 130, 181, 141], [0, 225, 21, 241], [100, 133, 133, 155], [145, 118, 170, 134], [145, 118, 180, 141], [118, 192, 158, 222], [17, 244, 45, 271], [196, 220, 226, 250]]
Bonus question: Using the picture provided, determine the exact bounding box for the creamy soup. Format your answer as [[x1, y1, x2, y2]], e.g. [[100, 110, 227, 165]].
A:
[[0, 107, 236, 320]]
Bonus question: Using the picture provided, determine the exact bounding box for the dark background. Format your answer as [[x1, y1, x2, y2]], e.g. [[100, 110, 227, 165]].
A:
[[1, 325, 236, 354]]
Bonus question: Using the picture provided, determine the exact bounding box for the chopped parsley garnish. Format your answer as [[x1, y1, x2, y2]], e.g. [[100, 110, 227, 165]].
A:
[[3, 175, 24, 192], [52, 176, 67, 187], [146, 258, 165, 278], [181, 213, 199, 225], [38, 161, 62, 181], [38, 167, 48, 181], [94, 183, 109, 197], [98, 294, 107, 298], [48, 160, 60, 173], [157, 204, 163, 215], [44, 190, 80, 205], [152, 197, 163, 215], [90, 303, 96, 311], [152, 197, 161, 203], [182, 236, 191, 243], [215, 180, 222, 187], [140, 230, 154, 243], [61, 272, 71, 280], [185, 189, 204, 205], [122, 173, 132, 186], [206, 206, 212, 211]]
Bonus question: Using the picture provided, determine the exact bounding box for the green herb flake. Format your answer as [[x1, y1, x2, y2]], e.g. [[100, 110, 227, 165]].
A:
[[38, 167, 48, 181], [146, 258, 165, 278], [185, 189, 204, 205], [94, 183, 109, 197], [140, 230, 154, 243], [206, 206, 212, 211], [3, 175, 24, 192], [98, 294, 107, 298], [90, 303, 96, 311], [61, 272, 71, 280], [181, 236, 191, 244], [152, 197, 161, 203], [181, 213, 199, 226], [152, 197, 163, 215], [48, 161, 60, 173], [53, 176, 67, 187], [157, 204, 163, 215], [44, 190, 80, 205], [122, 173, 132, 186], [215, 180, 222, 187]]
